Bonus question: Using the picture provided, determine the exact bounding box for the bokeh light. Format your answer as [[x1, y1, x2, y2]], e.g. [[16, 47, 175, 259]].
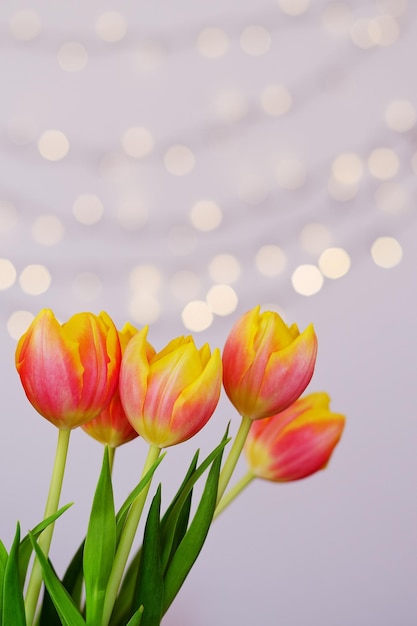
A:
[[277, 0, 310, 16], [31, 215, 64, 246], [368, 148, 399, 180], [128, 294, 161, 325], [213, 89, 249, 123], [164, 145, 195, 176], [371, 236, 402, 268], [291, 264, 323, 295], [190, 200, 223, 231], [57, 42, 88, 72], [73, 194, 104, 225], [7, 310, 34, 340], [318, 247, 351, 279], [255, 245, 287, 276], [260, 84, 292, 116], [95, 11, 127, 43], [122, 126, 154, 159], [385, 99, 416, 132], [206, 284, 238, 315], [9, 10, 41, 40], [181, 300, 213, 331], [208, 254, 241, 284], [332, 152, 363, 184], [240, 25, 271, 56], [38, 130, 70, 161], [197, 27, 230, 59], [19, 264, 51, 295], [0, 259, 17, 290], [300, 223, 332, 254], [129, 264, 162, 293]]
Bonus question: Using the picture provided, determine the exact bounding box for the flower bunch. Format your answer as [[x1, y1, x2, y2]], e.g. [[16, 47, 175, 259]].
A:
[[4, 305, 345, 626]]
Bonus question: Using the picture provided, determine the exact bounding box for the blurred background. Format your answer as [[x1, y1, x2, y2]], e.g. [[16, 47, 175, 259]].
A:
[[1, 0, 416, 624]]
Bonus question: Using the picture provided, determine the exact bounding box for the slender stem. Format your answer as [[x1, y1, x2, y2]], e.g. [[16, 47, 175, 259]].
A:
[[107, 445, 116, 475], [25, 427, 71, 626], [216, 415, 252, 506], [214, 471, 254, 519], [101, 444, 161, 626]]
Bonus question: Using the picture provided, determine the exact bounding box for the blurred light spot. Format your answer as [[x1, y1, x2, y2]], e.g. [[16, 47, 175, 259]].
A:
[[350, 18, 375, 49], [7, 116, 37, 145], [291, 264, 323, 295], [197, 27, 229, 59], [255, 245, 287, 276], [214, 89, 249, 123], [129, 264, 162, 293], [170, 270, 201, 301], [9, 10, 41, 40], [368, 148, 399, 179], [72, 272, 102, 302], [321, 3, 353, 38], [276, 157, 306, 189], [300, 223, 332, 254], [0, 201, 18, 233], [368, 15, 399, 46], [167, 226, 197, 256], [277, 0, 310, 16], [371, 236, 402, 268], [19, 264, 51, 295], [327, 177, 358, 201], [0, 259, 17, 290], [99, 152, 131, 182], [208, 254, 241, 284], [318, 247, 351, 278], [58, 42, 88, 72], [95, 11, 127, 43], [376, 0, 407, 16], [164, 145, 195, 176], [238, 175, 268, 205], [7, 310, 34, 340], [182, 300, 213, 331], [122, 126, 154, 159], [190, 200, 222, 231], [384, 99, 416, 132], [116, 197, 148, 229], [129, 294, 161, 325], [240, 25, 271, 56], [135, 41, 165, 72], [411, 152, 417, 175], [206, 284, 238, 316], [260, 84, 292, 116], [332, 152, 363, 185], [375, 182, 408, 214], [73, 194, 104, 225], [32, 215, 64, 246], [38, 130, 69, 161]]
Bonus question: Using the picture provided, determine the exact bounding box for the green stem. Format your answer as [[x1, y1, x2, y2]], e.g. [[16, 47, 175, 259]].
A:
[[101, 444, 161, 626], [107, 445, 116, 475], [216, 415, 252, 506], [25, 427, 71, 626], [214, 471, 254, 519]]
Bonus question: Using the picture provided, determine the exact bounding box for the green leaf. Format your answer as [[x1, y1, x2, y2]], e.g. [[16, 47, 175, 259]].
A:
[[0, 539, 8, 626], [132, 486, 163, 626], [115, 454, 165, 544], [2, 523, 26, 626], [125, 605, 144, 626], [38, 540, 85, 626], [84, 446, 116, 626], [19, 502, 73, 587], [162, 438, 225, 614], [160, 428, 230, 572], [108, 550, 141, 626], [29, 532, 86, 626]]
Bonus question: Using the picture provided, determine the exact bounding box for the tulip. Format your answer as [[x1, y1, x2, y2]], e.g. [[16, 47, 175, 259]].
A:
[[82, 322, 155, 447], [15, 309, 121, 430], [222, 306, 318, 421], [120, 327, 222, 448], [244, 392, 345, 482]]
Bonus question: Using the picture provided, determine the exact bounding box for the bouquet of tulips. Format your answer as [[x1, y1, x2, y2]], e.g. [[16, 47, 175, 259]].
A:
[[4, 305, 345, 626]]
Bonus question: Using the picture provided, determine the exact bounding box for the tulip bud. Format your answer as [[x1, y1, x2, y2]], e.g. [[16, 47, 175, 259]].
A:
[[222, 306, 317, 420], [82, 322, 155, 447], [120, 327, 222, 448], [244, 392, 345, 481], [15, 309, 121, 430]]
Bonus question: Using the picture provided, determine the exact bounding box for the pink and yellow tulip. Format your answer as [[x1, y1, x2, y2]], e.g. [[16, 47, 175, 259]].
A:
[[222, 306, 318, 420], [15, 309, 121, 430], [119, 327, 222, 448], [82, 322, 155, 447], [244, 392, 345, 481]]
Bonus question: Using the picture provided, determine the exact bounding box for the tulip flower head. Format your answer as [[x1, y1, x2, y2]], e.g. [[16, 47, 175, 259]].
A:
[[120, 327, 222, 448], [222, 306, 318, 420], [244, 392, 345, 482], [82, 322, 155, 447], [15, 309, 121, 430]]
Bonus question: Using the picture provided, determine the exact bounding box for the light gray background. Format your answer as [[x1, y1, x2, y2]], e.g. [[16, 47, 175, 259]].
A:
[[1, 1, 416, 625]]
